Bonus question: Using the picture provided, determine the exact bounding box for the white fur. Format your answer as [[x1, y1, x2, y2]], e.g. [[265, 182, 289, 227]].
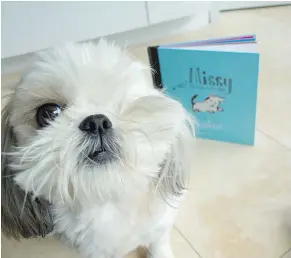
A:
[[7, 41, 195, 258]]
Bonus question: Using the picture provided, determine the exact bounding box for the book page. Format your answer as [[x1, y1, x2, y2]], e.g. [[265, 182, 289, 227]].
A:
[[167, 42, 258, 53], [160, 35, 256, 48]]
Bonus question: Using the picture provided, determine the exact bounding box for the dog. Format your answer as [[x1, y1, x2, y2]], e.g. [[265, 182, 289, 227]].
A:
[[191, 94, 224, 113], [2, 40, 195, 258]]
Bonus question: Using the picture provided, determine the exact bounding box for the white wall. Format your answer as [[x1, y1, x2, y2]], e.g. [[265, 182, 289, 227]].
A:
[[1, 2, 148, 58], [1, 2, 214, 76], [1, 1, 214, 59]]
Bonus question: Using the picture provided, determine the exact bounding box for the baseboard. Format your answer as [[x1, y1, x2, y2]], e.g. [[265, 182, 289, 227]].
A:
[[1, 12, 210, 79], [219, 2, 291, 11]]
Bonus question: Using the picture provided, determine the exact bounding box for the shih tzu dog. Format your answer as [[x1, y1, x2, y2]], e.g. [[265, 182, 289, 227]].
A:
[[2, 40, 195, 258]]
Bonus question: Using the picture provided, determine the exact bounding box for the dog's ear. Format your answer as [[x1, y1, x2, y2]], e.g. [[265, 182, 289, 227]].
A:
[[1, 97, 54, 240], [157, 121, 194, 205]]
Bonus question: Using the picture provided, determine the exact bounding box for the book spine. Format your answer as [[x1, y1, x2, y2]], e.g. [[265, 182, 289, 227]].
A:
[[147, 46, 162, 89]]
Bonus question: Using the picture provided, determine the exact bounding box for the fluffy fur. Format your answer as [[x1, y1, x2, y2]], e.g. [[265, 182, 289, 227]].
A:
[[2, 40, 195, 258]]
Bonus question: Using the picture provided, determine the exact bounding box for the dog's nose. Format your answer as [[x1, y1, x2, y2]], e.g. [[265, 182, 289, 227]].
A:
[[79, 114, 112, 135]]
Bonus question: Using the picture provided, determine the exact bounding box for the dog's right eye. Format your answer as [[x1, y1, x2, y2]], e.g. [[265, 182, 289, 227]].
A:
[[36, 103, 62, 128]]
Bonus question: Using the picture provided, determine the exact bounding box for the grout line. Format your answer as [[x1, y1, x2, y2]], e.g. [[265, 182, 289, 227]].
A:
[[174, 226, 204, 258], [279, 247, 291, 258], [257, 128, 291, 151]]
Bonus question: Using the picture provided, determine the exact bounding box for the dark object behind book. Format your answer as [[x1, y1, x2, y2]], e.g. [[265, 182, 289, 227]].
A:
[[147, 46, 162, 89]]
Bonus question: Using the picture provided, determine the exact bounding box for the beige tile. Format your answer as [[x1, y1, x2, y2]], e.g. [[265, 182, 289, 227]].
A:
[[253, 7, 291, 149], [1, 235, 79, 258], [256, 30, 291, 149], [2, 228, 199, 258], [175, 132, 291, 258], [282, 250, 291, 258], [171, 228, 201, 258]]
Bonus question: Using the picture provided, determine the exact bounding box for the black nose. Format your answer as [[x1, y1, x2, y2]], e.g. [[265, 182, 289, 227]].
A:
[[79, 114, 112, 135]]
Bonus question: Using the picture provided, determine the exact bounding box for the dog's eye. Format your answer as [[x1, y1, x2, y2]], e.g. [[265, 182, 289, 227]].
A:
[[36, 103, 62, 127]]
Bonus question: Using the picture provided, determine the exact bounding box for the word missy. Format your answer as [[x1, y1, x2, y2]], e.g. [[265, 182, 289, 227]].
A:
[[189, 67, 232, 94]]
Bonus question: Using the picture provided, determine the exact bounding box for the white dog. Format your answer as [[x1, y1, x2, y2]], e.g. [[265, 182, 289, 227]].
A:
[[2, 41, 195, 258], [191, 94, 224, 113]]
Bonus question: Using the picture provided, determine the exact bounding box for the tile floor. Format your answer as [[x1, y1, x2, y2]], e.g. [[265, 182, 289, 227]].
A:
[[2, 5, 291, 258]]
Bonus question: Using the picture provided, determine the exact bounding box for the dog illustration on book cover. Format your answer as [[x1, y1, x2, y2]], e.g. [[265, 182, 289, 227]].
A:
[[191, 94, 224, 113]]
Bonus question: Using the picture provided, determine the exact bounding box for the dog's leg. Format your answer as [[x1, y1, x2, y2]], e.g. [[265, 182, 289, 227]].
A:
[[148, 230, 174, 258]]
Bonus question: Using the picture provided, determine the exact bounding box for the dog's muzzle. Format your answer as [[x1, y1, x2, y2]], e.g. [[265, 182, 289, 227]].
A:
[[79, 114, 120, 165]]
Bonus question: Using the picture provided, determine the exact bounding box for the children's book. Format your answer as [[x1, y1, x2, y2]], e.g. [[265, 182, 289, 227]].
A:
[[147, 35, 260, 145]]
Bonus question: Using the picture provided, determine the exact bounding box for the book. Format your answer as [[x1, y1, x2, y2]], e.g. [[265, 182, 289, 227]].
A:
[[147, 35, 260, 145]]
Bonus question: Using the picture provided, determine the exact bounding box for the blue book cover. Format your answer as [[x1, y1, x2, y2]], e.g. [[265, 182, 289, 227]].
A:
[[148, 35, 260, 145]]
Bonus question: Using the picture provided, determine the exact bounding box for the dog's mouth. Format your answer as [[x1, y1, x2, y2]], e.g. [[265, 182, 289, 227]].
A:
[[88, 148, 107, 161], [81, 131, 121, 165], [86, 147, 112, 164]]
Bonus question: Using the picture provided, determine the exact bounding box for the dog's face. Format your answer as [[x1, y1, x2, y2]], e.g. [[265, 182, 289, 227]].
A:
[[205, 95, 224, 107], [3, 41, 192, 209]]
